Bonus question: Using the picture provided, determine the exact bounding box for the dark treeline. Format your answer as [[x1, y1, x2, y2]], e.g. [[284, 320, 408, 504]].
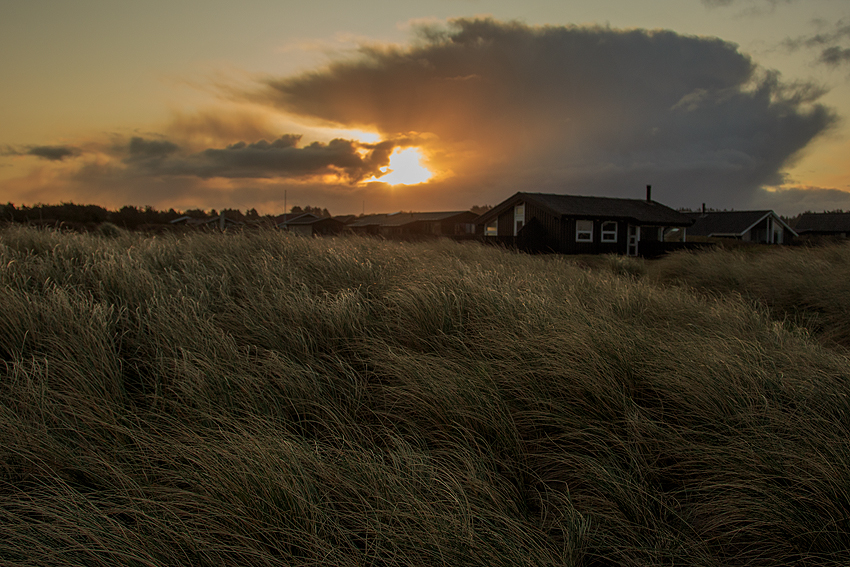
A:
[[0, 202, 332, 230]]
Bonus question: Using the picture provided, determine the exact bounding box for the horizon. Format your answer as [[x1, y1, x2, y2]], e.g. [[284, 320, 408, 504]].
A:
[[4, 198, 846, 221], [2, 1, 850, 217]]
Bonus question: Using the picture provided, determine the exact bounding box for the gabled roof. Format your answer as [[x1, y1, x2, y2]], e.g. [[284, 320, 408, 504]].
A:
[[348, 211, 474, 228], [275, 213, 320, 226], [477, 192, 692, 226], [685, 210, 797, 237], [285, 214, 340, 226], [794, 212, 850, 234]]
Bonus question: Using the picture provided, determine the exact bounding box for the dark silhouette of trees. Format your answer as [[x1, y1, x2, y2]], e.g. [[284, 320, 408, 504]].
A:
[[0, 202, 331, 231], [290, 205, 331, 217]]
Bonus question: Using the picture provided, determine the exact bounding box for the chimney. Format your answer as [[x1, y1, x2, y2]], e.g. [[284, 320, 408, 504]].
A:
[[702, 203, 706, 214], [646, 184, 652, 202]]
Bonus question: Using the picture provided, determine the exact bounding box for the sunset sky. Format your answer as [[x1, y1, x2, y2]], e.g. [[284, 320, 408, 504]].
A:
[[2, 0, 849, 216]]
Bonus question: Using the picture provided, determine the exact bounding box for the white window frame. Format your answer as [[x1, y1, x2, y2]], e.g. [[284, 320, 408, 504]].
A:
[[514, 204, 525, 236], [576, 219, 593, 242], [601, 221, 617, 243]]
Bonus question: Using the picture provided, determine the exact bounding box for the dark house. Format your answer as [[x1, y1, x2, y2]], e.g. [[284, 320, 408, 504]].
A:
[[476, 190, 692, 256], [276, 213, 345, 236], [793, 212, 850, 238], [347, 211, 478, 239], [332, 214, 359, 225], [684, 210, 796, 244], [170, 213, 242, 230]]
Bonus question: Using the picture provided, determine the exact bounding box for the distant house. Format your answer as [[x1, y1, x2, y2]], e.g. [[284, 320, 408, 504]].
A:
[[276, 213, 345, 236], [170, 214, 242, 230], [793, 212, 850, 238], [347, 211, 479, 239], [476, 189, 692, 256], [684, 210, 796, 244], [332, 214, 359, 225]]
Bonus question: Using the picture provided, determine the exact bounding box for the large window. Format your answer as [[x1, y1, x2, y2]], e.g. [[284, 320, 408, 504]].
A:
[[601, 221, 617, 243], [576, 220, 593, 242]]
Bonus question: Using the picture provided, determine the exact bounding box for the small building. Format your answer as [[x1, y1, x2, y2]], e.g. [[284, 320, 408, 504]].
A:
[[684, 210, 796, 244], [276, 213, 345, 236], [332, 214, 359, 225], [476, 189, 693, 256], [793, 212, 850, 238], [347, 211, 478, 239], [170, 214, 242, 230]]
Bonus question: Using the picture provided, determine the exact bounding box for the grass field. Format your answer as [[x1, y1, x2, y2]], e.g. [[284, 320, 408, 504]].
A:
[[2, 225, 849, 566]]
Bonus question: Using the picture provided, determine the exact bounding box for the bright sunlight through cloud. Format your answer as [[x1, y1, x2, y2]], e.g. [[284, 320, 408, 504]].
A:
[[370, 147, 432, 186]]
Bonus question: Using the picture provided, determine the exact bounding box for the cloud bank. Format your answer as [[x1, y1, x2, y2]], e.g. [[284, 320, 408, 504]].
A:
[[118, 135, 397, 183], [2, 145, 80, 161], [259, 18, 839, 210]]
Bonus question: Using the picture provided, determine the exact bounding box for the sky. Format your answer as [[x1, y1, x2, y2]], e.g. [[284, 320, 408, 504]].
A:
[[2, 0, 849, 216]]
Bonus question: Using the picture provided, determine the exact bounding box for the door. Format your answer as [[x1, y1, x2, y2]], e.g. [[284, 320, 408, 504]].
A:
[[627, 225, 640, 256]]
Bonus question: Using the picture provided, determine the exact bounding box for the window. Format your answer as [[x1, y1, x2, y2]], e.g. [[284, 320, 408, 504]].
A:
[[485, 220, 497, 236], [601, 221, 617, 243], [576, 220, 593, 242], [514, 204, 525, 236]]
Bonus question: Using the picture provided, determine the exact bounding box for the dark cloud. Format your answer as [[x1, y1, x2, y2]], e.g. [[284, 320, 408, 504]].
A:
[[125, 137, 180, 161], [1, 145, 80, 161], [819, 46, 850, 67], [123, 135, 398, 183], [28, 145, 80, 161], [783, 21, 850, 68], [258, 18, 836, 209]]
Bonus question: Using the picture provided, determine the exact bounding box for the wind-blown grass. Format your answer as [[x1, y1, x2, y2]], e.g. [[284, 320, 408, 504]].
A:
[[1, 226, 849, 566], [646, 243, 850, 349]]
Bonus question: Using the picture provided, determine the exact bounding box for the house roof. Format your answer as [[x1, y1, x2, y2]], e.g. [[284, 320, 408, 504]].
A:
[[286, 214, 342, 226], [794, 212, 850, 234], [348, 211, 473, 228], [684, 210, 797, 237], [275, 213, 320, 226], [477, 192, 693, 226]]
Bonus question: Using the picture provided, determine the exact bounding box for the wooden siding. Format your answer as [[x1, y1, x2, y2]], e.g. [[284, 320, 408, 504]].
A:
[[517, 205, 627, 254], [486, 199, 683, 255], [497, 210, 514, 237]]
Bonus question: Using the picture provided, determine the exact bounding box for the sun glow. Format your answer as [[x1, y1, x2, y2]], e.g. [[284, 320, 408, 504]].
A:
[[372, 147, 433, 186]]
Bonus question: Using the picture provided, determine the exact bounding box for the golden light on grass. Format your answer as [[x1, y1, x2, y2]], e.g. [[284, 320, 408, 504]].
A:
[[371, 147, 432, 186]]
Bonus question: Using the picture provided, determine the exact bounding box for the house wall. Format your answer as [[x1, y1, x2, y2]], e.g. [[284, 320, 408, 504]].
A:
[[290, 224, 314, 236], [497, 209, 514, 237], [744, 217, 793, 244], [486, 199, 693, 255], [493, 199, 629, 254]]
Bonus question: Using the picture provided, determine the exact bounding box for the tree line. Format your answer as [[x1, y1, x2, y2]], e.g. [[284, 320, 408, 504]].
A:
[[0, 203, 332, 230]]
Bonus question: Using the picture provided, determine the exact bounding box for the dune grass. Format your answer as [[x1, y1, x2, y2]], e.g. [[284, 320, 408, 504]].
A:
[[1, 225, 849, 566], [644, 243, 850, 350]]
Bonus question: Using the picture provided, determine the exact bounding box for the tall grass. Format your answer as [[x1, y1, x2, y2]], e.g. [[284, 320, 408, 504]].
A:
[[646, 243, 850, 349], [1, 226, 849, 566]]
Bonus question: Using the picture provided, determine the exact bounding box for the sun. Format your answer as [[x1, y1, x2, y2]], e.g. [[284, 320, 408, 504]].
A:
[[372, 147, 433, 186]]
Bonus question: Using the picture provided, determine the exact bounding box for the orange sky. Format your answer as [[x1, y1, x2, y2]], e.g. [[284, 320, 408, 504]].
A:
[[2, 1, 850, 216]]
